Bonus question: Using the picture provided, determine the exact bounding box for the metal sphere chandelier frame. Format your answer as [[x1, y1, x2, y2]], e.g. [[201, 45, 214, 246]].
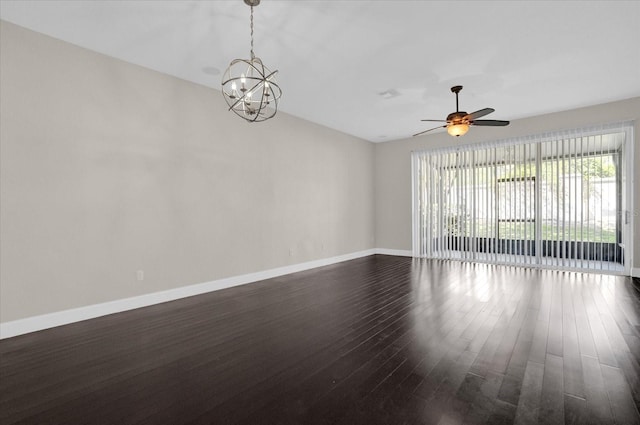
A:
[[221, 0, 282, 122]]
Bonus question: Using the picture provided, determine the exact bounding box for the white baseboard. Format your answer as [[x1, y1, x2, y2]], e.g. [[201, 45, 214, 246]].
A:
[[375, 248, 413, 257], [0, 248, 418, 339], [11, 248, 632, 339], [1, 248, 384, 340]]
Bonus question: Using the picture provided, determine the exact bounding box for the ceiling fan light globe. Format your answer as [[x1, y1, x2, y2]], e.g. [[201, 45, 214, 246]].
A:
[[447, 123, 469, 137]]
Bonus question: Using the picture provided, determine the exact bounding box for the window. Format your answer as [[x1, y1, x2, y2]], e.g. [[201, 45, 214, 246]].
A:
[[412, 122, 634, 274]]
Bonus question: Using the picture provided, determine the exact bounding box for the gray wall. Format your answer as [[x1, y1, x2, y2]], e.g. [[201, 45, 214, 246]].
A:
[[0, 21, 375, 322], [2, 20, 639, 325], [375, 97, 640, 269]]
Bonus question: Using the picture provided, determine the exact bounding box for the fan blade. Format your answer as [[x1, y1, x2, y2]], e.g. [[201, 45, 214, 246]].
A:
[[420, 119, 448, 122], [471, 119, 510, 126], [464, 108, 494, 120], [413, 125, 447, 137]]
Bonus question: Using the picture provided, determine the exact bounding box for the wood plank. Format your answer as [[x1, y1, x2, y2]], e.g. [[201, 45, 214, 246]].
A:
[[571, 277, 598, 359], [547, 281, 564, 357], [564, 394, 588, 425], [562, 279, 584, 398], [418, 349, 478, 424], [498, 307, 539, 405], [538, 353, 564, 425], [529, 278, 551, 363], [468, 277, 526, 378], [582, 285, 618, 367], [581, 354, 614, 425], [601, 364, 640, 425], [461, 371, 506, 425], [513, 360, 544, 425]]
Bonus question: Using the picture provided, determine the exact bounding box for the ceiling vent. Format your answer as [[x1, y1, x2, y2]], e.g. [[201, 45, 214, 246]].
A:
[[378, 89, 400, 100]]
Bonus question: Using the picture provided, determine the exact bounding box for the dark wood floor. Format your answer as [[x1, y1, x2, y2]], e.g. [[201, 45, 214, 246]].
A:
[[1, 255, 640, 425]]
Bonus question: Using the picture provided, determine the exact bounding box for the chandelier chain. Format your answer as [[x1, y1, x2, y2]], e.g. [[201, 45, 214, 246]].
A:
[[250, 5, 255, 59]]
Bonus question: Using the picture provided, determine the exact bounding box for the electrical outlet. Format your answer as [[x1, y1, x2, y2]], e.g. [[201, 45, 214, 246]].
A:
[[289, 248, 294, 257], [136, 270, 144, 281]]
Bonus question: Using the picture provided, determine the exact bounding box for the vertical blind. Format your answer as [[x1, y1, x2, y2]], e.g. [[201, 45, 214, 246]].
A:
[[412, 122, 633, 273]]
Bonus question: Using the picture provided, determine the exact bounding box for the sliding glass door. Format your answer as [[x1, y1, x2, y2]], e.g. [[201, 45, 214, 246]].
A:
[[412, 122, 634, 274]]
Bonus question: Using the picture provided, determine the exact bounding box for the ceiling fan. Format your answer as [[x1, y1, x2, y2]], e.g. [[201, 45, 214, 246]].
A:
[[413, 85, 510, 137]]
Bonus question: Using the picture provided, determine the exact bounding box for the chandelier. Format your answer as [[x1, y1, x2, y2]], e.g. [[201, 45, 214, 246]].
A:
[[221, 0, 282, 122]]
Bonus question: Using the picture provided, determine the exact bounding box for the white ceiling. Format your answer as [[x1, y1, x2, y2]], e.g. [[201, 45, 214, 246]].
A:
[[1, 1, 639, 142]]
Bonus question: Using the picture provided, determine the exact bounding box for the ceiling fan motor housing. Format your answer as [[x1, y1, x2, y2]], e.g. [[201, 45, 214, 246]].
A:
[[447, 111, 468, 123]]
